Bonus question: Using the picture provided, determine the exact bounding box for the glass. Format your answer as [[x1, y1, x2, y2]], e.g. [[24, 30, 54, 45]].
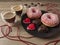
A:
[[1, 11, 16, 26], [11, 5, 23, 16]]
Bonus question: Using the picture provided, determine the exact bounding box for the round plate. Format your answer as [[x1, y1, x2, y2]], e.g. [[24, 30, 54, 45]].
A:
[[21, 11, 60, 38]]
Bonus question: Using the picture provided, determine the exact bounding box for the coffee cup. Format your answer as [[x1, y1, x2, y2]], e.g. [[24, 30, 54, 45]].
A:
[[11, 5, 23, 16], [1, 11, 16, 23]]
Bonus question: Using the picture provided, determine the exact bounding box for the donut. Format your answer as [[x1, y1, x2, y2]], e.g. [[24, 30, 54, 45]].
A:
[[41, 13, 59, 27], [27, 7, 42, 19]]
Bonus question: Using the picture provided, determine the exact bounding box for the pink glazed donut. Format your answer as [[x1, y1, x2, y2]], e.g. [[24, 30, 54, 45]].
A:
[[41, 13, 59, 27], [27, 7, 42, 19]]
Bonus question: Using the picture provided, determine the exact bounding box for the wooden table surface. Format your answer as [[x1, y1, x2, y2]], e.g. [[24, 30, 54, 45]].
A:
[[0, 1, 60, 45]]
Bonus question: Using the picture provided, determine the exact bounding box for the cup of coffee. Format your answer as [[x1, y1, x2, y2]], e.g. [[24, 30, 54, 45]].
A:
[[1, 11, 16, 23], [11, 5, 23, 16]]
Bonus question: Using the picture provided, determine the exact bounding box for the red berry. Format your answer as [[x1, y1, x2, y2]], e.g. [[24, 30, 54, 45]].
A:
[[27, 23, 35, 30], [23, 18, 31, 24]]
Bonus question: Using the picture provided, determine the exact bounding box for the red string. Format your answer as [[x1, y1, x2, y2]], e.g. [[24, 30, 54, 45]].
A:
[[0, 18, 60, 45], [0, 3, 60, 45], [8, 26, 34, 38], [1, 21, 60, 45], [0, 25, 12, 38], [45, 3, 60, 45], [45, 3, 58, 11], [45, 40, 60, 45], [0, 24, 37, 45]]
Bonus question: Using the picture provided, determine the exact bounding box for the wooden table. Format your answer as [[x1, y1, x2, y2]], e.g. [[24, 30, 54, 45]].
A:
[[0, 1, 60, 45]]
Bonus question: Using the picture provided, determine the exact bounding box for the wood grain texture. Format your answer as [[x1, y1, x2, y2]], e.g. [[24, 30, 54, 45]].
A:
[[0, 1, 60, 45]]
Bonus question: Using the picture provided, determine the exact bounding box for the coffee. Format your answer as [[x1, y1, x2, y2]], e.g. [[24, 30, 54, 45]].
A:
[[11, 5, 23, 15], [3, 12, 16, 23]]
